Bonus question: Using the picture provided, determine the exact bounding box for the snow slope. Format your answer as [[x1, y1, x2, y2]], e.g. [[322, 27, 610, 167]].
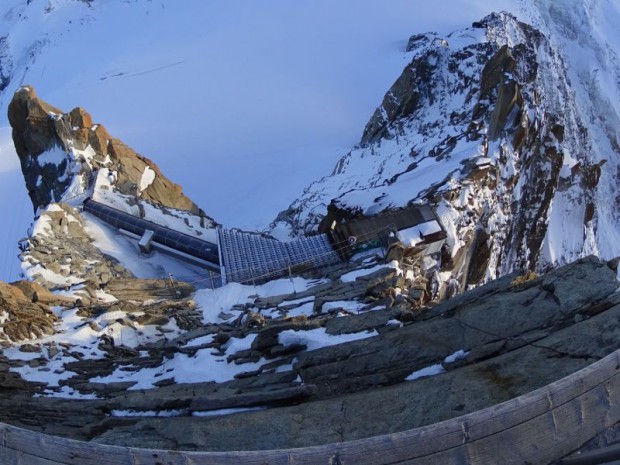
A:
[[527, 0, 620, 262], [0, 0, 515, 282]]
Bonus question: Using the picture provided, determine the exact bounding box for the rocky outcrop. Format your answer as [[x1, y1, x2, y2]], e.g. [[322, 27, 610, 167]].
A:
[[0, 281, 59, 342], [361, 36, 447, 146], [19, 202, 133, 289], [8, 86, 211, 217], [8, 87, 221, 292], [7, 86, 67, 209], [0, 255, 617, 453]]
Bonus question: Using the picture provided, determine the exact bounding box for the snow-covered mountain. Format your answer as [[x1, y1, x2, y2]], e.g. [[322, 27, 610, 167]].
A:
[[0, 1, 620, 459], [2, 1, 617, 287], [274, 2, 620, 292]]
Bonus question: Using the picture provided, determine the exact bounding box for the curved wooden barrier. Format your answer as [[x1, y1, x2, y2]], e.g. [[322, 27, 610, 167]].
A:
[[1, 349, 620, 465]]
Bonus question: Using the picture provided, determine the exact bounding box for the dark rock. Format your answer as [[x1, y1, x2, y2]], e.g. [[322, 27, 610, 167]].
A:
[[189, 384, 317, 412], [153, 377, 175, 388], [607, 257, 620, 272], [251, 317, 323, 351], [324, 308, 402, 335]]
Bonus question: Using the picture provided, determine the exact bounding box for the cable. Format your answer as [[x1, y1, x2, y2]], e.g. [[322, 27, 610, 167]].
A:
[[452, 315, 601, 362]]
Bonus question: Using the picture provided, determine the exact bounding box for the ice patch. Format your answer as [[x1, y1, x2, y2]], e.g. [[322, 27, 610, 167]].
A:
[[111, 409, 183, 417], [443, 349, 469, 364], [405, 349, 469, 381], [139, 166, 156, 192], [192, 407, 266, 417], [278, 327, 378, 352], [405, 364, 445, 381]]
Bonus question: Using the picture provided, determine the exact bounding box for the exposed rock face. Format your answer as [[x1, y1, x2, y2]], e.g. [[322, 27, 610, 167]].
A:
[[8, 86, 210, 216], [7, 86, 66, 209], [10, 280, 76, 307], [274, 12, 620, 296], [0, 281, 58, 342]]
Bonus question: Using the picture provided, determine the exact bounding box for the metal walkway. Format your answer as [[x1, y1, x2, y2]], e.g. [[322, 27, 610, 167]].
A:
[[218, 229, 340, 284], [83, 199, 340, 285]]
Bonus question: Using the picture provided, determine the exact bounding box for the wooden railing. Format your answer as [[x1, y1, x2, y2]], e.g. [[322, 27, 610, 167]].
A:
[[2, 349, 619, 464]]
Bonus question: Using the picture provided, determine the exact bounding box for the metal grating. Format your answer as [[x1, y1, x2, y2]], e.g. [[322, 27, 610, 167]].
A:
[[218, 228, 340, 284], [84, 200, 340, 285]]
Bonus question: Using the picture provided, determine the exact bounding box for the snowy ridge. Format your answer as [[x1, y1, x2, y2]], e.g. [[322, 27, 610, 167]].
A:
[[274, 7, 620, 291]]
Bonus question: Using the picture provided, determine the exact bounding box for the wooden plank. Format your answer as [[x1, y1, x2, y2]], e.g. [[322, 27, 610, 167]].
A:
[[0, 424, 133, 465], [0, 446, 63, 465], [463, 351, 620, 441], [131, 449, 292, 465], [462, 381, 620, 465]]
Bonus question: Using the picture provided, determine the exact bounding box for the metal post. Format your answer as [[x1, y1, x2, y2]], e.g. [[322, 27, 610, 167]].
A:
[[250, 267, 256, 287], [208, 270, 215, 291], [168, 273, 180, 297], [287, 261, 296, 295]]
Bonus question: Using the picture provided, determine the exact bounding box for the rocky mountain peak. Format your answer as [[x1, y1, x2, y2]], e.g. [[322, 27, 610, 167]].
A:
[[8, 86, 208, 216], [274, 12, 620, 295]]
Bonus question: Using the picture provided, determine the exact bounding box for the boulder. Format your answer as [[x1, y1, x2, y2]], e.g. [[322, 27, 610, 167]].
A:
[[11, 280, 76, 307]]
